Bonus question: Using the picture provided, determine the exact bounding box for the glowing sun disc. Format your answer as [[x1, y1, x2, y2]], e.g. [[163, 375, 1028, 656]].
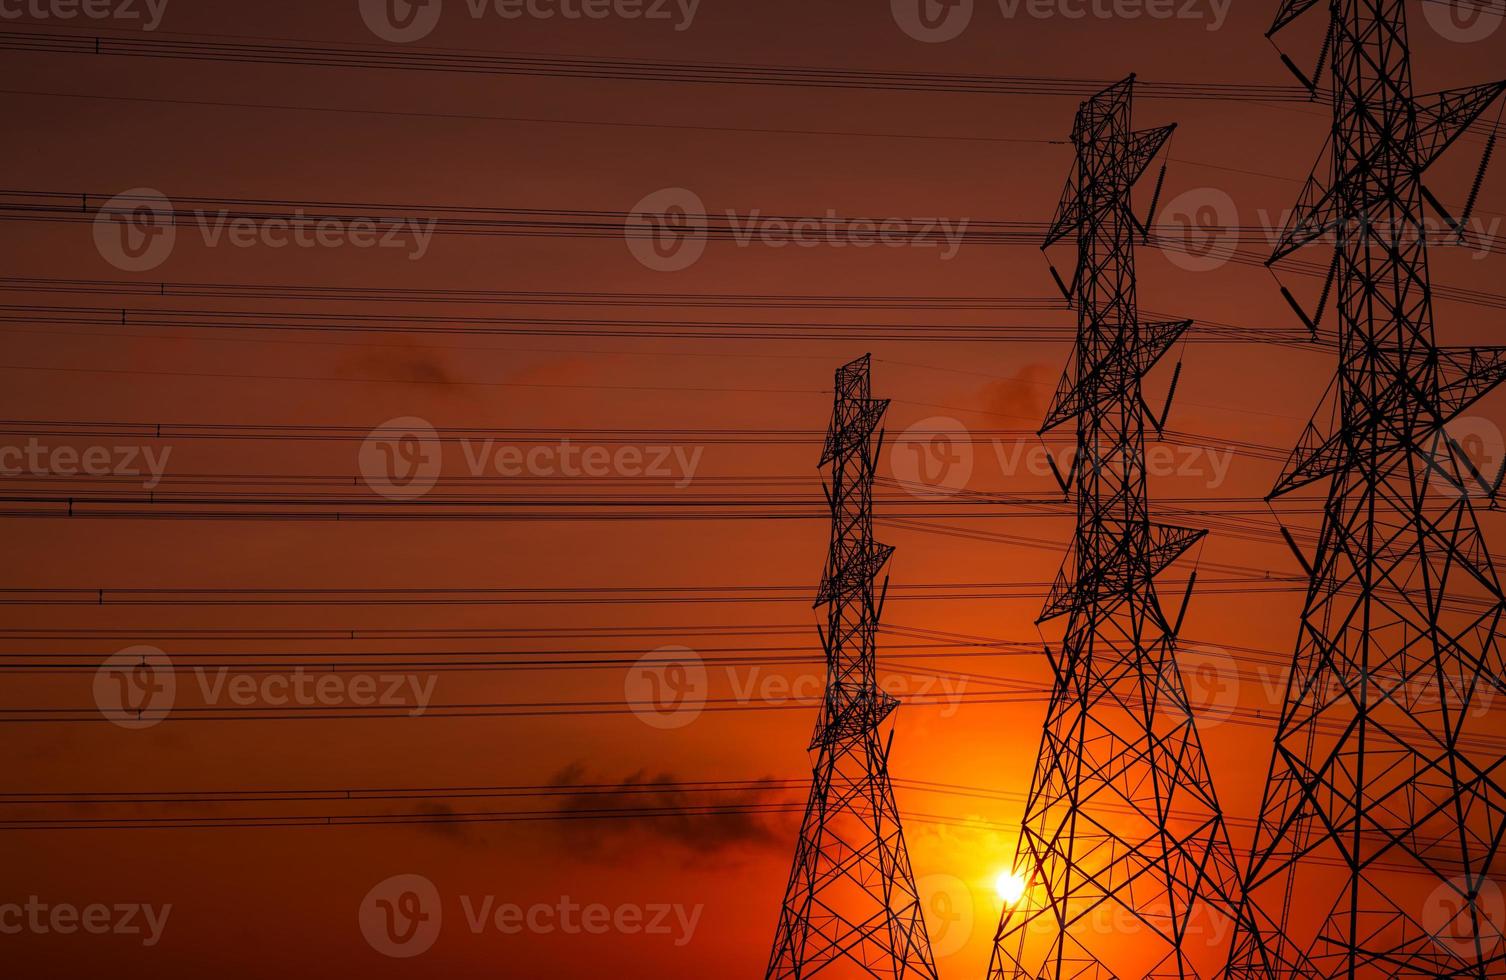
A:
[[995, 870, 1028, 905]]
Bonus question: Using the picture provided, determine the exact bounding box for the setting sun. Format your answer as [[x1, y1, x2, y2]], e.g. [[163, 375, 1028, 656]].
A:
[[995, 870, 1028, 906]]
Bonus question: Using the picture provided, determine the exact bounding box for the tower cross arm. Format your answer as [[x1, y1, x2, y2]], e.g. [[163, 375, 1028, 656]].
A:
[[1267, 0, 1324, 37], [1037, 524, 1204, 623], [1125, 124, 1176, 188], [1270, 161, 1341, 264], [1040, 319, 1191, 433], [819, 397, 889, 465], [1415, 81, 1506, 173], [1269, 345, 1506, 500], [815, 542, 896, 608], [1044, 169, 1084, 248], [1043, 124, 1174, 249], [1270, 417, 1346, 499], [1435, 345, 1506, 425]]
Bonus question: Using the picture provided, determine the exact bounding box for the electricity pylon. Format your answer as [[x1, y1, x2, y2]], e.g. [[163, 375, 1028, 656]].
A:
[[988, 76, 1244, 979], [767, 355, 938, 980], [1225, 2, 1506, 977]]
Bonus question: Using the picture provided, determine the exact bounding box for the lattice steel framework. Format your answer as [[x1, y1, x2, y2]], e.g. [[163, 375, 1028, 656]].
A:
[[988, 76, 1244, 979], [1225, 2, 1506, 977], [767, 355, 938, 980]]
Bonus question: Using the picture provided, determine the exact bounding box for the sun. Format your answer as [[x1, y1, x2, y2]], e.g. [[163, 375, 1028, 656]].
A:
[[994, 870, 1028, 905]]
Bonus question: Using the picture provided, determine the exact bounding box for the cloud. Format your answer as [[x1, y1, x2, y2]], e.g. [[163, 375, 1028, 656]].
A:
[[545, 764, 795, 865], [406, 800, 482, 844], [981, 361, 1057, 422], [338, 347, 457, 391]]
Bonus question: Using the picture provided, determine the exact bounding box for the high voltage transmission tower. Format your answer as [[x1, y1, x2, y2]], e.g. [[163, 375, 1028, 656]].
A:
[[767, 355, 937, 980], [1225, 2, 1506, 977], [988, 76, 1244, 979]]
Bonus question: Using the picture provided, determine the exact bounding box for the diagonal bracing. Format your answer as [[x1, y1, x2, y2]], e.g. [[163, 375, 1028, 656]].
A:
[[988, 76, 1244, 980], [1225, 2, 1506, 977], [767, 355, 938, 980]]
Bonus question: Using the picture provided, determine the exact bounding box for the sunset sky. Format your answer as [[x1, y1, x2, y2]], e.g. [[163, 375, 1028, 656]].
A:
[[2, 0, 1504, 976]]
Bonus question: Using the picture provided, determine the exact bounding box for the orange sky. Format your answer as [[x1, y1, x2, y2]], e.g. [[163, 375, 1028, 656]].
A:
[[1, 1, 1504, 976]]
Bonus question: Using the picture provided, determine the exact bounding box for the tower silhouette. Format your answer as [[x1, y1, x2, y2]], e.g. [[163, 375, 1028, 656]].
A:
[[988, 76, 1244, 979], [1225, 2, 1506, 976], [767, 355, 938, 980]]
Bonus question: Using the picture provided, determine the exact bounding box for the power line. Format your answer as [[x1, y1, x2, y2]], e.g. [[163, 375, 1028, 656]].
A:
[[1226, 5, 1506, 977], [15, 189, 1501, 257], [0, 303, 1293, 345], [0, 27, 1314, 101]]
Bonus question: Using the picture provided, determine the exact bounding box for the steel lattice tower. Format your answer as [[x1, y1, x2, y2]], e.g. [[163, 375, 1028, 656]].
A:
[[1225, 3, 1506, 977], [767, 355, 938, 980], [988, 76, 1244, 979]]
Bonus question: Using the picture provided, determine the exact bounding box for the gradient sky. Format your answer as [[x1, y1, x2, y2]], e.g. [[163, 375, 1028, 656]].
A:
[[1, 0, 1504, 976]]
